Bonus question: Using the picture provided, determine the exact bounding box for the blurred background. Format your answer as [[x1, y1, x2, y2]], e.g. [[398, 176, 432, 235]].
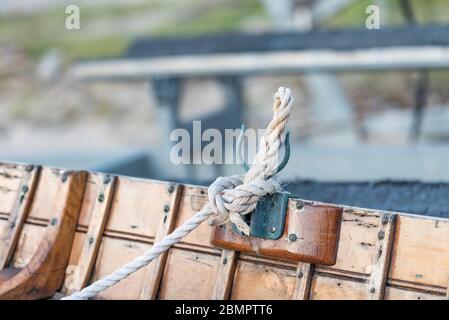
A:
[[2, 0, 449, 195]]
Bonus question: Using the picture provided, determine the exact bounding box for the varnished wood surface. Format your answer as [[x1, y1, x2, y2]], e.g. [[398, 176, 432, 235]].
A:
[[1, 161, 449, 300], [211, 202, 342, 265]]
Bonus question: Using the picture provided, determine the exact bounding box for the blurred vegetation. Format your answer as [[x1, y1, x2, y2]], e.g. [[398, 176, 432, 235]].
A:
[[1, 0, 449, 65], [0, 0, 265, 62]]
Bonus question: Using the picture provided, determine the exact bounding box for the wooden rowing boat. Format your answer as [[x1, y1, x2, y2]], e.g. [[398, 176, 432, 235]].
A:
[[0, 161, 448, 300]]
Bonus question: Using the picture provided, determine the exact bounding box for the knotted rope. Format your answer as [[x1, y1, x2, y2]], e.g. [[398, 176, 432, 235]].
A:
[[63, 87, 293, 300]]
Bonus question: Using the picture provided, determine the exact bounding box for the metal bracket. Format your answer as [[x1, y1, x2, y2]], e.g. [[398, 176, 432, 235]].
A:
[[232, 192, 291, 240]]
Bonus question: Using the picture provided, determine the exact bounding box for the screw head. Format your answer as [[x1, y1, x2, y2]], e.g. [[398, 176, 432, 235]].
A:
[[297, 271, 304, 279], [103, 175, 111, 184], [167, 184, 175, 193], [22, 185, 29, 193], [98, 194, 105, 203], [26, 165, 34, 172], [163, 205, 170, 213], [61, 173, 68, 182], [223, 258, 228, 265], [378, 230, 385, 240], [381, 215, 389, 224], [88, 237, 94, 244], [296, 201, 304, 210], [269, 226, 276, 233], [370, 287, 376, 293], [50, 218, 58, 226], [288, 233, 298, 242]]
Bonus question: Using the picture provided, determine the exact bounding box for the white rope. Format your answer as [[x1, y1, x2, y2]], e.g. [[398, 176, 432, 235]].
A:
[[63, 86, 294, 300]]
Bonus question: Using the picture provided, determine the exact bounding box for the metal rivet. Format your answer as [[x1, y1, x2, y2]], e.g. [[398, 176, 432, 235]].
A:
[[223, 258, 228, 265], [50, 218, 58, 226], [164, 205, 170, 213], [288, 233, 298, 242], [269, 226, 276, 233], [22, 185, 29, 193], [370, 287, 376, 293], [88, 237, 94, 244], [61, 173, 68, 182], [103, 175, 111, 184], [297, 271, 303, 279], [10, 222, 15, 229], [168, 184, 175, 193], [381, 215, 389, 224], [296, 201, 304, 210], [200, 190, 205, 195], [378, 230, 385, 240], [26, 165, 34, 172], [98, 194, 105, 203]]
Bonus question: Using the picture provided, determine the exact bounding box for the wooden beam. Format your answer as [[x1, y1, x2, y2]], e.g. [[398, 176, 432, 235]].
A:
[[0, 170, 87, 299], [71, 46, 449, 80], [0, 165, 41, 268], [292, 263, 314, 300], [367, 213, 397, 300], [212, 249, 238, 300], [65, 174, 116, 295], [138, 184, 183, 299]]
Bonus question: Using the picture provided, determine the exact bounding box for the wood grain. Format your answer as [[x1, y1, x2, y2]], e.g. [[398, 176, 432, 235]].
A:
[[367, 213, 397, 299], [211, 201, 342, 265], [0, 170, 86, 299], [212, 249, 238, 300], [139, 184, 183, 299], [292, 262, 314, 300], [65, 174, 116, 294], [0, 165, 40, 268]]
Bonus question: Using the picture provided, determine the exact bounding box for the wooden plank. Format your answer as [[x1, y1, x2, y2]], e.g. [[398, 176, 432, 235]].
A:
[[105, 177, 172, 238], [310, 275, 368, 300], [0, 165, 40, 268], [389, 215, 449, 288], [64, 174, 116, 294], [26, 168, 60, 221], [0, 163, 25, 214], [158, 248, 220, 300], [292, 263, 314, 300], [230, 260, 296, 300], [71, 46, 449, 80], [385, 286, 444, 300], [139, 184, 183, 300], [212, 250, 238, 300], [90, 237, 152, 300], [331, 208, 380, 275], [174, 186, 215, 249], [0, 170, 87, 299], [367, 213, 397, 300]]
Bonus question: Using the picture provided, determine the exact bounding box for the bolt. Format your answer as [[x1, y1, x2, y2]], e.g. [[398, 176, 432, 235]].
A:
[[223, 258, 228, 265], [88, 237, 94, 244], [164, 205, 170, 213], [168, 184, 175, 193], [98, 194, 105, 203], [288, 233, 298, 242], [61, 173, 68, 182], [378, 230, 385, 240], [297, 271, 303, 279], [296, 201, 304, 210], [26, 165, 34, 172], [381, 215, 389, 224], [269, 226, 276, 233], [22, 185, 29, 193], [10, 222, 15, 229], [50, 218, 58, 226], [103, 175, 111, 184], [370, 287, 376, 293]]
